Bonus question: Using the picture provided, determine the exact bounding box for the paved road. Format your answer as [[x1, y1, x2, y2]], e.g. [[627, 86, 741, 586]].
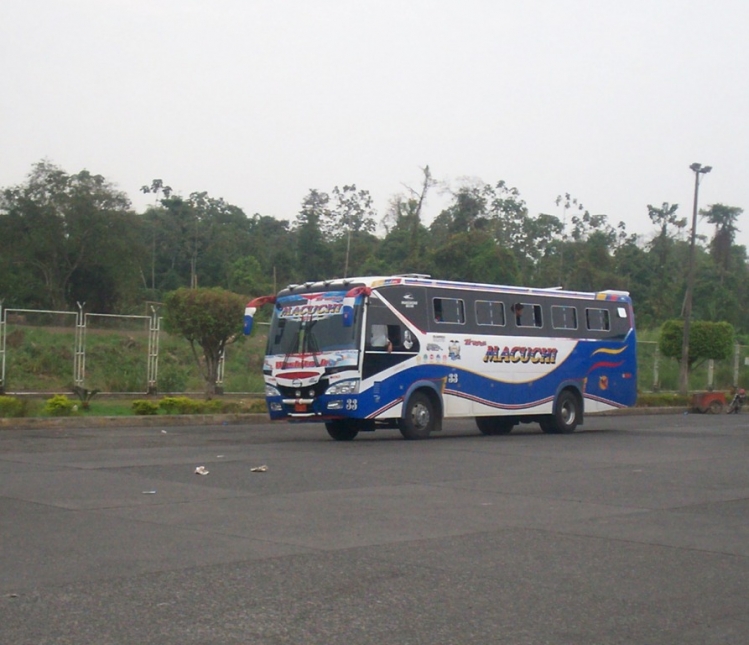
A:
[[1, 414, 748, 644]]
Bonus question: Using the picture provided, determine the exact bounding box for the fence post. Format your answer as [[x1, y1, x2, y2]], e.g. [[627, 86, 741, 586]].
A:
[[147, 307, 160, 395], [74, 302, 86, 388], [0, 300, 5, 394], [216, 348, 225, 395], [653, 343, 660, 392], [734, 342, 740, 388], [707, 359, 714, 391]]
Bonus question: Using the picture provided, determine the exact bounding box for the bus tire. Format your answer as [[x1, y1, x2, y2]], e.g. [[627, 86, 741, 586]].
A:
[[476, 416, 515, 435], [539, 417, 557, 434], [542, 389, 581, 434], [400, 392, 435, 440], [325, 420, 359, 441]]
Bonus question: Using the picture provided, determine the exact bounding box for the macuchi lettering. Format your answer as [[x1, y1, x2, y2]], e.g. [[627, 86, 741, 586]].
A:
[[483, 346, 558, 364], [279, 303, 343, 319]]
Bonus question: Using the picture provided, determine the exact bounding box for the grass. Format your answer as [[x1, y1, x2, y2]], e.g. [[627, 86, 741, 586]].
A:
[[3, 322, 748, 419], [2, 394, 268, 419], [2, 322, 268, 394]]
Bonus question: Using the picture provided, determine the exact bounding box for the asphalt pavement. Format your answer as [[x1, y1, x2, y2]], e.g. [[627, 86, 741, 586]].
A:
[[1, 413, 748, 644]]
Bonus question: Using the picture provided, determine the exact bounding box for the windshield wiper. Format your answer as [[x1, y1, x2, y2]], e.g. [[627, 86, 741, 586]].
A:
[[303, 321, 321, 367]]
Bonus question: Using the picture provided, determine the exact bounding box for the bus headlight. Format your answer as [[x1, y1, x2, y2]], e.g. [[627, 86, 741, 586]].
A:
[[265, 384, 281, 397], [325, 379, 359, 395]]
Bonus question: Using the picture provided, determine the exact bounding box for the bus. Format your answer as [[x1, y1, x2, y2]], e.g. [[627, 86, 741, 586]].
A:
[[243, 275, 637, 440]]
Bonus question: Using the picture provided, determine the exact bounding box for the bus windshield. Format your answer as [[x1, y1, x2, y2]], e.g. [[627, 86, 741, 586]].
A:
[[267, 291, 362, 356]]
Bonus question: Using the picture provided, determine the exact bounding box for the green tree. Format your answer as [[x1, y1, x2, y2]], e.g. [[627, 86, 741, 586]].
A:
[[137, 186, 254, 295], [702, 203, 743, 284], [659, 319, 734, 372], [645, 202, 687, 324], [430, 231, 519, 284], [0, 160, 141, 311], [162, 287, 246, 395], [293, 190, 333, 281]]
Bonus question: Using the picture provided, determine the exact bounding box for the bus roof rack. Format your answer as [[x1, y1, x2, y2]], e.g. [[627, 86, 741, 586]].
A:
[[396, 273, 431, 279]]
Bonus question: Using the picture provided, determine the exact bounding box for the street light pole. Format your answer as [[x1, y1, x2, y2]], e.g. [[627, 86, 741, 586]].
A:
[[679, 162, 712, 395]]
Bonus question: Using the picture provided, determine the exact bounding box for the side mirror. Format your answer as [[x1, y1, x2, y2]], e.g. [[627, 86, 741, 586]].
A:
[[243, 306, 256, 335], [243, 295, 277, 335], [342, 286, 371, 327]]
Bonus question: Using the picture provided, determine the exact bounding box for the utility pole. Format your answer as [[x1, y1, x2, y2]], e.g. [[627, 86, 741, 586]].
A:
[[679, 162, 712, 395]]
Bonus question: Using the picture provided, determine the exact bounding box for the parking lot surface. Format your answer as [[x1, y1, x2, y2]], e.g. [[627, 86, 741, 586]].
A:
[[1, 414, 748, 644]]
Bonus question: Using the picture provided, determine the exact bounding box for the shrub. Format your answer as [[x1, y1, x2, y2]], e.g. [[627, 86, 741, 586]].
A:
[[159, 396, 200, 414], [195, 399, 224, 414], [246, 398, 268, 413], [44, 394, 76, 416], [131, 399, 159, 415], [0, 395, 28, 418], [158, 396, 234, 414], [636, 392, 689, 408]]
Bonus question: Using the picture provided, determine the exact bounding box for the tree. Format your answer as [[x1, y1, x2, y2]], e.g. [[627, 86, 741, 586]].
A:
[[659, 319, 734, 373], [645, 202, 687, 323], [702, 203, 743, 283], [0, 160, 142, 312], [323, 184, 377, 277], [293, 190, 332, 281], [162, 287, 246, 395], [381, 165, 434, 271]]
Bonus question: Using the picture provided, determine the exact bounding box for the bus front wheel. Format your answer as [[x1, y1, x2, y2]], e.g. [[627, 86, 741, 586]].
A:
[[400, 392, 435, 440], [540, 390, 581, 434], [325, 420, 359, 441]]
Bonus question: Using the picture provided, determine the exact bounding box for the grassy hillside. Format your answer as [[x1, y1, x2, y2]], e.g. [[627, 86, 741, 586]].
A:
[[2, 323, 268, 394], [2, 323, 748, 398]]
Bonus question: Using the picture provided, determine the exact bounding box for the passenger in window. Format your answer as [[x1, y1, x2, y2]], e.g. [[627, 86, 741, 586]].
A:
[[369, 325, 393, 352], [512, 303, 524, 325]]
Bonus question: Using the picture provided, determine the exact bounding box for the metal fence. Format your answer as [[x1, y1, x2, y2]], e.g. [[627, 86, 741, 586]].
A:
[[1, 303, 748, 395], [637, 340, 749, 392], [0, 304, 234, 395]]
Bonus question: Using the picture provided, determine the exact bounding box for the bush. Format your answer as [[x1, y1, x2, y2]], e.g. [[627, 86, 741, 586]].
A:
[[159, 396, 216, 414], [245, 398, 268, 413], [0, 395, 28, 418], [636, 392, 689, 408], [131, 399, 159, 415], [159, 396, 196, 414], [157, 396, 247, 414], [44, 394, 76, 416]]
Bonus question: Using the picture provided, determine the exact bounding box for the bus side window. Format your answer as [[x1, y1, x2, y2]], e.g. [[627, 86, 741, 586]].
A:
[[513, 302, 542, 328], [551, 305, 577, 330], [476, 300, 506, 326], [586, 307, 611, 331], [433, 297, 465, 324]]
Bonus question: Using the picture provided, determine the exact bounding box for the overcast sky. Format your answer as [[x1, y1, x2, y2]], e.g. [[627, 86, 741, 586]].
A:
[[2, 0, 747, 248]]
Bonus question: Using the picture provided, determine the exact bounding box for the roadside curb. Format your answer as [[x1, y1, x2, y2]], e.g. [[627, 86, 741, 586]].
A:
[[0, 413, 271, 430], [0, 407, 690, 430]]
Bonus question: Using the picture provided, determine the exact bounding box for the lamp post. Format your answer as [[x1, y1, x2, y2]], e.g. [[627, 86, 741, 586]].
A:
[[679, 162, 712, 395]]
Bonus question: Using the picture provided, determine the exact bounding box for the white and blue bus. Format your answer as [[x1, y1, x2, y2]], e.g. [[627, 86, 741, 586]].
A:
[[243, 275, 637, 440]]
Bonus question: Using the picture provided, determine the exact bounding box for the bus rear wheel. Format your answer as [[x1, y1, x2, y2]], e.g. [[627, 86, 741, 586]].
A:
[[540, 390, 581, 434], [400, 392, 435, 440], [476, 416, 515, 435], [325, 420, 359, 441]]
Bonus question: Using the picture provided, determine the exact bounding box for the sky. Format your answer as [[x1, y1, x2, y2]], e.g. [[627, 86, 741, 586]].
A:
[[2, 0, 748, 248]]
